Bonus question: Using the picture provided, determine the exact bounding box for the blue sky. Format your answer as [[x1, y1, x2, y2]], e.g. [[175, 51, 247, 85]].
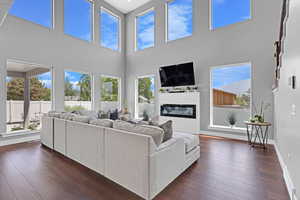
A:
[[64, 0, 92, 41], [37, 72, 52, 89], [212, 0, 251, 29], [9, 0, 52, 28], [101, 10, 119, 50], [168, 0, 193, 41], [64, 71, 86, 91], [212, 64, 251, 88], [137, 10, 155, 50]]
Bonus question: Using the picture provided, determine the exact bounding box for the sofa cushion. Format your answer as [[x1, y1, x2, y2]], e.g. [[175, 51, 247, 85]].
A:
[[79, 110, 98, 120], [73, 115, 90, 123], [59, 113, 77, 121], [159, 120, 173, 142], [90, 119, 114, 128], [173, 132, 199, 153], [113, 120, 164, 146]]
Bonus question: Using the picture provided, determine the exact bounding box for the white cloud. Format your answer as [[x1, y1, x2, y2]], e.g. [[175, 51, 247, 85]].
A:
[[40, 80, 52, 88], [137, 12, 155, 49], [168, 2, 192, 41], [138, 26, 154, 49], [70, 81, 80, 91]]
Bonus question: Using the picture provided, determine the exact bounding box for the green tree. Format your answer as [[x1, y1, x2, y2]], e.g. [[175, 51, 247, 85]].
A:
[[101, 77, 119, 102], [7, 77, 51, 101], [138, 77, 154, 103], [30, 77, 51, 101], [78, 74, 91, 101], [64, 77, 77, 97], [7, 78, 24, 100]]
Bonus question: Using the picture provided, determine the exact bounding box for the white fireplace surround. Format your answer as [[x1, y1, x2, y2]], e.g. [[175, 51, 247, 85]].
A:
[[159, 92, 201, 134]]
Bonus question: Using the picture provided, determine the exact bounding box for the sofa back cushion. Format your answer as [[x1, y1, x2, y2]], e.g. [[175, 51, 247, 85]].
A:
[[78, 110, 98, 120], [90, 119, 114, 128], [60, 113, 77, 121], [73, 115, 90, 123], [113, 120, 164, 146]]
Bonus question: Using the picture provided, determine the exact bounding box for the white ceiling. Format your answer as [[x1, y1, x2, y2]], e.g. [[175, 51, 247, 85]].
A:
[[7, 61, 49, 73], [104, 0, 152, 13]]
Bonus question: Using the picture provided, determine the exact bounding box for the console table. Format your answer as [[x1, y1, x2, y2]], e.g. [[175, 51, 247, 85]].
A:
[[244, 121, 272, 149]]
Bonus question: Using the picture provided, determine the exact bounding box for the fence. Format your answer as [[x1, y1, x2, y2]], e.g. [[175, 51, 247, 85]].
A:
[[6, 101, 52, 124], [213, 106, 250, 128], [6, 101, 122, 124]]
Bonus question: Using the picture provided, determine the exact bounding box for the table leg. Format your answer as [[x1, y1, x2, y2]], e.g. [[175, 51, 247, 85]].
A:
[[246, 125, 251, 145]]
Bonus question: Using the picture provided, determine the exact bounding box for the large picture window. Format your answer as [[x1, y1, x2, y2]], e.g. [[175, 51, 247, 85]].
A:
[[211, 63, 251, 129], [136, 9, 155, 51], [64, 71, 92, 111], [100, 8, 120, 51], [167, 0, 193, 41], [136, 76, 155, 119], [9, 0, 53, 28], [64, 0, 92, 41], [211, 0, 251, 29], [100, 76, 121, 112]]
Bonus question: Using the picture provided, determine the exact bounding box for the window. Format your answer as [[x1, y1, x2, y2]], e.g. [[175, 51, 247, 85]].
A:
[[136, 76, 155, 119], [9, 0, 52, 28], [211, 0, 251, 29], [211, 63, 251, 129], [167, 0, 193, 41], [100, 76, 121, 112], [6, 61, 52, 133], [64, 71, 92, 111], [100, 8, 120, 51], [136, 9, 155, 51], [64, 0, 92, 41]]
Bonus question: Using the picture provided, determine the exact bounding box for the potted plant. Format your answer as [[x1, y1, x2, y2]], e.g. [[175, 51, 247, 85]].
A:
[[143, 110, 149, 121], [227, 113, 237, 128], [251, 101, 271, 123]]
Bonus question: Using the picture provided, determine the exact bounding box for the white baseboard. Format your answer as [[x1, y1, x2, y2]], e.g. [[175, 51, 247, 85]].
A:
[[0, 134, 40, 147], [274, 142, 298, 200], [199, 130, 275, 144]]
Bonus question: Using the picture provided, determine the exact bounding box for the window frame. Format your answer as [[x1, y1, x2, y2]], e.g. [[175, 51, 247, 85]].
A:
[[135, 75, 156, 119], [209, 62, 252, 132], [63, 0, 94, 42], [209, 0, 253, 30], [100, 75, 122, 110], [135, 7, 156, 51], [165, 0, 193, 42], [4, 59, 54, 135], [100, 7, 121, 51], [63, 69, 93, 111], [8, 0, 54, 29]]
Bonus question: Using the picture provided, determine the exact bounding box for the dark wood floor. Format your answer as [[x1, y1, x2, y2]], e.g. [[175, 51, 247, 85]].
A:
[[0, 135, 289, 200]]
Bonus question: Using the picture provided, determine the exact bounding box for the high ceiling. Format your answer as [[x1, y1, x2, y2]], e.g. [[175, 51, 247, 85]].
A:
[[104, 0, 152, 13]]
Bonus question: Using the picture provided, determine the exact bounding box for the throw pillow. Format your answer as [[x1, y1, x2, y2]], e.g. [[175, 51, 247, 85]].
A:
[[159, 120, 173, 142]]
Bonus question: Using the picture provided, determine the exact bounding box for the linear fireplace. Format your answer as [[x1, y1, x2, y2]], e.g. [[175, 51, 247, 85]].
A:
[[160, 104, 196, 119]]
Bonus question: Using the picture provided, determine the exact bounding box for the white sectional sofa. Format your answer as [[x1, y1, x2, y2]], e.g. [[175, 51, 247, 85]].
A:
[[41, 116, 200, 200]]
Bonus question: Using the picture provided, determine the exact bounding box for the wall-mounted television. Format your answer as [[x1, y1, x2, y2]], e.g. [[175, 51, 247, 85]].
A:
[[159, 62, 195, 87]]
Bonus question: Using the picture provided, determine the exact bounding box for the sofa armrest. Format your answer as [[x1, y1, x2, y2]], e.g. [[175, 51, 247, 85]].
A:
[[155, 138, 178, 152], [149, 138, 185, 199]]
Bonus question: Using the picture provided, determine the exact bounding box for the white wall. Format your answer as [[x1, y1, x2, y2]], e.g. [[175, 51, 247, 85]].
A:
[[274, 0, 300, 197], [125, 0, 282, 137], [0, 0, 126, 133]]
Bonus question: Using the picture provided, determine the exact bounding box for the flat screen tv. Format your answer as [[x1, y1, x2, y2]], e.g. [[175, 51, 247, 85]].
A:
[[159, 62, 195, 87]]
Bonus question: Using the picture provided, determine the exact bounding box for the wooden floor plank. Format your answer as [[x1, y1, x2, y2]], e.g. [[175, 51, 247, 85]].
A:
[[0, 135, 290, 200]]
